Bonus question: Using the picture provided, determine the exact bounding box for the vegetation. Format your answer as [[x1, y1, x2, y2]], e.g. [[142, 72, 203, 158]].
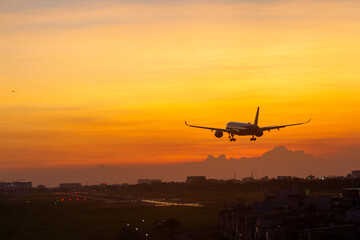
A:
[[0, 191, 245, 240], [0, 185, 346, 240]]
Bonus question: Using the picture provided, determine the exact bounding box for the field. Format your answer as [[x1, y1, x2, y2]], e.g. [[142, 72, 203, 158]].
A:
[[0, 189, 341, 240], [0, 190, 267, 240]]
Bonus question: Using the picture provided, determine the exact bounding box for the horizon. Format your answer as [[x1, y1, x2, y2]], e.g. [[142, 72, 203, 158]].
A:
[[1, 145, 359, 187]]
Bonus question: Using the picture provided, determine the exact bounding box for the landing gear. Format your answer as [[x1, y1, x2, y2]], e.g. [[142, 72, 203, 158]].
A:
[[250, 135, 257, 141], [229, 133, 236, 142]]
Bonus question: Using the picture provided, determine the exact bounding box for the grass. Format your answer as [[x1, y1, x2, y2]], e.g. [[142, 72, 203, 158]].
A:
[[0, 191, 238, 240], [0, 189, 340, 239]]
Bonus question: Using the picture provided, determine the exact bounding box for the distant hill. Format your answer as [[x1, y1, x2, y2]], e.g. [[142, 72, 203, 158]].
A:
[[1, 145, 358, 186]]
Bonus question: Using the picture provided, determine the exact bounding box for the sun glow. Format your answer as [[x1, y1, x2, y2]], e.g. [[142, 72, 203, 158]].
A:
[[0, 0, 359, 168]]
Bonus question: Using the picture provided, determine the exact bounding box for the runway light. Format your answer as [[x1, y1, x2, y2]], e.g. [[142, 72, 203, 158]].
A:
[[76, 198, 79, 201], [142, 220, 145, 222], [145, 234, 149, 237], [61, 198, 64, 201], [84, 197, 86, 200], [136, 228, 138, 231], [69, 198, 71, 201]]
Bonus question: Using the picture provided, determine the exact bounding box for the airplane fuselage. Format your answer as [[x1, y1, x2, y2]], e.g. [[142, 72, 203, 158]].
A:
[[226, 122, 263, 136]]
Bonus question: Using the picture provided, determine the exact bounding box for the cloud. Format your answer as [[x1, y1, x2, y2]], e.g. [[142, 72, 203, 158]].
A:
[[0, 0, 89, 13], [1, 145, 359, 186], [0, 106, 86, 112], [2, 0, 359, 33]]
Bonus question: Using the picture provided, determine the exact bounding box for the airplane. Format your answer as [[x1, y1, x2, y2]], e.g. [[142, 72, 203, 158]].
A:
[[185, 107, 311, 142]]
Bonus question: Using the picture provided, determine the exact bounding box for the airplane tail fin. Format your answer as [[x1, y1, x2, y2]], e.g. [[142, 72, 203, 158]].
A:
[[254, 107, 260, 126]]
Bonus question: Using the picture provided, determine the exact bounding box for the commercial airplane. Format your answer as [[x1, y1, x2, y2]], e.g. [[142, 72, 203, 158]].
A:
[[185, 107, 311, 142]]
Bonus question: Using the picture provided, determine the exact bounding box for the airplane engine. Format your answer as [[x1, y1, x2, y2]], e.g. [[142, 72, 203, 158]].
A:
[[214, 130, 223, 138], [255, 130, 263, 137]]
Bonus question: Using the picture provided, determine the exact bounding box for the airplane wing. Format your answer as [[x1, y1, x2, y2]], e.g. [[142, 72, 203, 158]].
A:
[[185, 121, 233, 133], [260, 118, 311, 131]]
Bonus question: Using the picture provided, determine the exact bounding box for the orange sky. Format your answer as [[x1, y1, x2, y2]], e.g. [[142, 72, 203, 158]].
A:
[[1, 0, 360, 168]]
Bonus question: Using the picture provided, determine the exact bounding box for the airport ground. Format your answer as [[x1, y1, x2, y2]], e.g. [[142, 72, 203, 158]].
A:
[[0, 188, 341, 240]]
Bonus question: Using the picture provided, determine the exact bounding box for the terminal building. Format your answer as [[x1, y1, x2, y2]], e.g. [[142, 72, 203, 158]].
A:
[[59, 183, 81, 190], [352, 170, 360, 178], [137, 179, 151, 184], [137, 179, 162, 185], [186, 176, 207, 184], [0, 181, 32, 190], [241, 177, 255, 183]]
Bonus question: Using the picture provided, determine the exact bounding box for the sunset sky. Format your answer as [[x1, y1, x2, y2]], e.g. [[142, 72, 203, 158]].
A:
[[1, 0, 360, 169]]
